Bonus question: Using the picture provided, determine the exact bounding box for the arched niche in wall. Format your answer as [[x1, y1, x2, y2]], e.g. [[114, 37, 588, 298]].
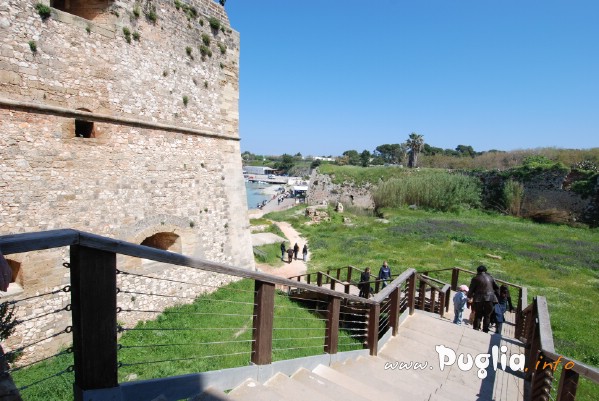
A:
[[50, 0, 113, 21], [1, 259, 23, 297], [141, 232, 182, 253]]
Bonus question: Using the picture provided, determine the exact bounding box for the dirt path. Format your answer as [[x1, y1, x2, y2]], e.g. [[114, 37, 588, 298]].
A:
[[255, 221, 308, 280]]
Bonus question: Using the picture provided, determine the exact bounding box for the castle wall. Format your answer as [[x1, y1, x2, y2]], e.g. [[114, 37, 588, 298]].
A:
[[0, 0, 254, 362]]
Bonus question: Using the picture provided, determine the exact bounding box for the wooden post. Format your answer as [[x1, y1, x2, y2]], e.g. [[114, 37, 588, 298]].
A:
[[556, 367, 579, 401], [344, 283, 350, 294], [418, 281, 426, 310], [70, 245, 118, 398], [367, 303, 380, 356], [252, 280, 275, 365], [317, 272, 323, 287], [330, 278, 336, 291], [438, 290, 445, 318], [389, 287, 400, 335], [430, 287, 437, 313], [407, 273, 416, 315], [307, 274, 311, 284], [336, 268, 341, 281], [374, 279, 380, 294], [530, 352, 554, 401], [347, 266, 353, 284], [325, 297, 340, 354], [451, 268, 459, 291]]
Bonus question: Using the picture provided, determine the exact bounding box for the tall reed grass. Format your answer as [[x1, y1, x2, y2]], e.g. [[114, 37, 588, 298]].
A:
[[372, 172, 481, 212]]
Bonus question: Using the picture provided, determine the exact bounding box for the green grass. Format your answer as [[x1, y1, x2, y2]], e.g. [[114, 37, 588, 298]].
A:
[[12, 279, 362, 400], [264, 205, 599, 400]]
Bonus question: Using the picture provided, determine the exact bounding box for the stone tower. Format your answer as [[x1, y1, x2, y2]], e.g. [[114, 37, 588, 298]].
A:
[[0, 0, 254, 295]]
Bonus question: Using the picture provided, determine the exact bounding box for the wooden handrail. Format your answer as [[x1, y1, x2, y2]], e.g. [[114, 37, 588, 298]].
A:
[[0, 230, 377, 305], [523, 296, 599, 400]]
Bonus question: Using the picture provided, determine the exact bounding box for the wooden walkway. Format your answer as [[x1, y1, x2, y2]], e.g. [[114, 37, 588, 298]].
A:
[[194, 303, 526, 401]]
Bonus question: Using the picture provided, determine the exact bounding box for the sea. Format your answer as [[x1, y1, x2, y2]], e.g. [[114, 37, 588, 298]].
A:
[[245, 181, 275, 210]]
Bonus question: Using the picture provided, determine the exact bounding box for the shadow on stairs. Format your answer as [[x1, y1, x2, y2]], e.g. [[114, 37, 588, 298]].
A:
[[191, 310, 527, 401]]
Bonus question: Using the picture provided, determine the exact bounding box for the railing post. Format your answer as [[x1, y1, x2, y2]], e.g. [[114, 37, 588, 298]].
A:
[[374, 279, 380, 293], [252, 280, 275, 365], [325, 296, 340, 354], [336, 268, 341, 281], [307, 273, 311, 284], [367, 303, 380, 356], [430, 287, 437, 313], [531, 352, 554, 401], [407, 273, 416, 315], [516, 287, 527, 338], [556, 367, 579, 401], [331, 278, 336, 291], [451, 268, 459, 291], [317, 272, 322, 287], [347, 266, 353, 284], [438, 290, 445, 318], [418, 280, 426, 310], [344, 283, 350, 294], [70, 245, 118, 399], [389, 287, 400, 335]]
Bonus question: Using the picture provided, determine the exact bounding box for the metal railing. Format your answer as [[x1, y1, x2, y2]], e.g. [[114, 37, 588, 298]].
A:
[[0, 229, 424, 401]]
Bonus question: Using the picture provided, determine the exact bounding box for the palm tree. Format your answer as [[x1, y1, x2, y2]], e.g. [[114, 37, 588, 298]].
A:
[[406, 132, 424, 168]]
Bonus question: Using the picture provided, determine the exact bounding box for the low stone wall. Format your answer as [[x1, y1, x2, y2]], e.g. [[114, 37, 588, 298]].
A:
[[306, 170, 375, 210], [4, 261, 238, 367]]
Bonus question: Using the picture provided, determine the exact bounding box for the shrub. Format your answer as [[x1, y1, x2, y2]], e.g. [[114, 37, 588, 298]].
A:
[[132, 5, 140, 18], [218, 42, 226, 54], [28, 40, 37, 53], [145, 7, 157, 23], [201, 34, 211, 46], [132, 31, 141, 41], [502, 179, 524, 216], [199, 44, 212, 58], [186, 46, 193, 57], [182, 95, 189, 106], [372, 171, 481, 212], [123, 27, 132, 43], [35, 3, 51, 20], [208, 17, 221, 31]]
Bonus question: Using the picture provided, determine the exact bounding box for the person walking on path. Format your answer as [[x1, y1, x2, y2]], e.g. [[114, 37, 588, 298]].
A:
[[378, 261, 391, 289], [302, 244, 308, 262], [280, 242, 286, 261], [359, 267, 372, 298], [293, 243, 299, 260], [453, 285, 469, 325], [467, 265, 499, 333], [286, 248, 294, 264]]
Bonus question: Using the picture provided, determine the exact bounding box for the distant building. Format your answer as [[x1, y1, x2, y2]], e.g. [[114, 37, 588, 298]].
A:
[[244, 166, 276, 175]]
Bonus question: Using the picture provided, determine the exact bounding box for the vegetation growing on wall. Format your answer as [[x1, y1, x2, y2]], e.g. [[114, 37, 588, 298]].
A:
[[35, 3, 51, 20]]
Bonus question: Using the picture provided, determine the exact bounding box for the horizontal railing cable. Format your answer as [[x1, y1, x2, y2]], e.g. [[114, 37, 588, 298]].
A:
[[118, 339, 255, 349], [17, 366, 73, 392], [15, 304, 71, 325], [116, 269, 257, 294], [118, 351, 253, 368], [7, 286, 71, 305], [271, 336, 327, 342], [117, 289, 255, 306], [117, 308, 255, 318], [118, 325, 255, 332], [4, 326, 72, 357], [272, 345, 326, 352], [8, 348, 73, 373], [286, 295, 329, 304], [273, 315, 327, 321]]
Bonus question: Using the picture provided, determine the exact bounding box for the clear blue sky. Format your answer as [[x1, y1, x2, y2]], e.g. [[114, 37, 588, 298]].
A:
[[225, 1, 599, 157]]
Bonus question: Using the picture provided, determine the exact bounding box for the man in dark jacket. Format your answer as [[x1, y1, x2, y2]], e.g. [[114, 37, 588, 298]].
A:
[[467, 265, 499, 333]]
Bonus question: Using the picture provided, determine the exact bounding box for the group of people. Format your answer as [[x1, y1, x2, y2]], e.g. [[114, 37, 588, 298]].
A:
[[280, 242, 308, 263], [358, 261, 392, 298], [453, 265, 514, 334]]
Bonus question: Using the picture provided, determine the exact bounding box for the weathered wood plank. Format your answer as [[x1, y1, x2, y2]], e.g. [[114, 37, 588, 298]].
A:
[[70, 245, 118, 395], [252, 281, 275, 365], [0, 229, 79, 254], [536, 296, 555, 353], [372, 269, 415, 302], [325, 296, 340, 354], [367, 304, 380, 356]]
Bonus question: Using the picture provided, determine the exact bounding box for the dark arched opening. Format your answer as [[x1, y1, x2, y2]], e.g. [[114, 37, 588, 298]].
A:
[[50, 0, 113, 21], [75, 108, 94, 138], [141, 232, 181, 253]]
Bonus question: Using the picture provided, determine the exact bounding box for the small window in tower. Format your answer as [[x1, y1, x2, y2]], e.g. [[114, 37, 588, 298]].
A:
[[50, 0, 113, 21], [75, 119, 94, 138]]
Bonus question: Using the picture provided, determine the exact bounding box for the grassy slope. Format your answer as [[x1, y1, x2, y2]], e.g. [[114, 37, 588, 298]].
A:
[[12, 279, 361, 401], [266, 206, 599, 399]]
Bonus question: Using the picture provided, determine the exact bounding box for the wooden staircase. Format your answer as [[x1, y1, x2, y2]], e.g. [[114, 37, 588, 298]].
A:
[[192, 310, 526, 401]]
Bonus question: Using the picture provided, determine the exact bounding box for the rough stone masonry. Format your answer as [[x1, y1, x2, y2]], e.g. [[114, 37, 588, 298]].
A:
[[0, 0, 254, 364]]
